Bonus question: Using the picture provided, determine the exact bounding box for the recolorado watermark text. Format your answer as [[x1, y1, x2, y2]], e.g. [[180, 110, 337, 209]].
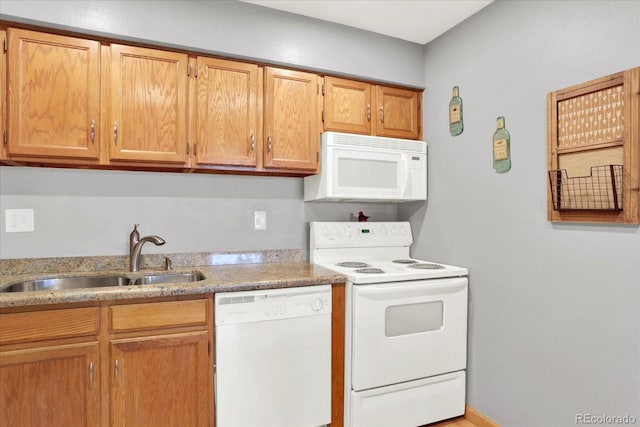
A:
[[576, 413, 637, 424]]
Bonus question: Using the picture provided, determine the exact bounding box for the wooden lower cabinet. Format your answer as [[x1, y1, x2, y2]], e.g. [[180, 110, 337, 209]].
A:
[[0, 296, 213, 427], [0, 287, 343, 427], [0, 342, 100, 427], [110, 332, 210, 427]]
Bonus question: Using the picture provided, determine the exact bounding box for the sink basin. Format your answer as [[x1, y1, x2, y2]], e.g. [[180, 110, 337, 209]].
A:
[[1, 275, 132, 293], [1, 271, 206, 293], [132, 272, 205, 286]]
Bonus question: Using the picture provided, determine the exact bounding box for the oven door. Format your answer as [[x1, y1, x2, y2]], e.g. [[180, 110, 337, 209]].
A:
[[351, 277, 467, 391]]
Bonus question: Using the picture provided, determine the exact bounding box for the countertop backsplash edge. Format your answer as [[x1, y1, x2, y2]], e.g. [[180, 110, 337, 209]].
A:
[[0, 249, 306, 276]]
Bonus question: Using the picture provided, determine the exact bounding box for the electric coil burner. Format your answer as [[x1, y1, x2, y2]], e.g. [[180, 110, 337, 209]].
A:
[[408, 263, 445, 269], [392, 259, 418, 264], [354, 268, 385, 274], [337, 262, 370, 268], [310, 221, 469, 427]]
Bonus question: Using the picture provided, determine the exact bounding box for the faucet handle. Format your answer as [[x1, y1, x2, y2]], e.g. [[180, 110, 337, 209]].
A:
[[164, 257, 173, 271], [130, 224, 140, 242]]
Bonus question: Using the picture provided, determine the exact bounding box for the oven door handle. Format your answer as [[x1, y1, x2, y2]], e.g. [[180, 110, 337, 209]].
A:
[[356, 278, 467, 300]]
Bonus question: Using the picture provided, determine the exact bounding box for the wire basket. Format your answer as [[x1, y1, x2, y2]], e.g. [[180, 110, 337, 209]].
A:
[[548, 165, 623, 211]]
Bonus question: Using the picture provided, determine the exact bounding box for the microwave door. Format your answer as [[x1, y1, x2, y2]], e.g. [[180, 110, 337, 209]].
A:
[[330, 149, 403, 198]]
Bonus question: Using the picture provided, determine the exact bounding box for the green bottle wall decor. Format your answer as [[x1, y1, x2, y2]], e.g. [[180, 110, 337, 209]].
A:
[[449, 86, 463, 136], [492, 116, 511, 173]]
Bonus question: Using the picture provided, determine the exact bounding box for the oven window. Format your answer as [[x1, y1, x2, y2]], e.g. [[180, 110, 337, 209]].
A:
[[385, 301, 443, 337], [338, 158, 397, 189]]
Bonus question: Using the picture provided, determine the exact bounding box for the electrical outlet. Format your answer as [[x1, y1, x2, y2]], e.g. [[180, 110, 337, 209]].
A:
[[5, 209, 35, 233], [254, 211, 267, 230]]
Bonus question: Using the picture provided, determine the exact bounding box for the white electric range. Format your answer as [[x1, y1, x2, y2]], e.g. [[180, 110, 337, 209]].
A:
[[310, 221, 469, 427]]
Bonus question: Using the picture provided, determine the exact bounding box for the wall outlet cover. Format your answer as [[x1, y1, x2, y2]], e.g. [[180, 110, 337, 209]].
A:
[[254, 211, 267, 230], [5, 209, 35, 233]]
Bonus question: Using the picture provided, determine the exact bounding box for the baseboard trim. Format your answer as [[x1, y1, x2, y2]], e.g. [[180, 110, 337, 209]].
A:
[[465, 405, 500, 427]]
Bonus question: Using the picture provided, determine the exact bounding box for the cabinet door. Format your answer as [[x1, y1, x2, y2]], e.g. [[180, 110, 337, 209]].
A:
[[110, 331, 211, 427], [0, 343, 100, 427], [6, 28, 100, 160], [376, 85, 421, 140], [1, 29, 6, 160], [264, 67, 319, 171], [324, 76, 372, 135], [109, 44, 188, 164], [195, 57, 260, 167]]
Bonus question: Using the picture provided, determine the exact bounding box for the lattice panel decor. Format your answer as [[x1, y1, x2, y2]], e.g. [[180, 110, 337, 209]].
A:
[[557, 85, 624, 149]]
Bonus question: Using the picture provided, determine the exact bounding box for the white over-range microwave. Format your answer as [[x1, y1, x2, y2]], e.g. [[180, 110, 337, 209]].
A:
[[304, 132, 427, 202]]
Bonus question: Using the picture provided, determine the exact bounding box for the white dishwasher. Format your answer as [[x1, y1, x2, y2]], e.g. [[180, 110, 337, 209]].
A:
[[215, 285, 332, 427]]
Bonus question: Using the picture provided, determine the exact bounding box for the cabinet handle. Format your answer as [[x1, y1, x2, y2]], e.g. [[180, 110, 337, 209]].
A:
[[379, 106, 385, 123], [114, 359, 120, 384], [90, 120, 95, 143], [113, 122, 118, 144], [367, 104, 371, 121], [249, 134, 255, 153], [89, 361, 94, 390], [267, 135, 272, 153]]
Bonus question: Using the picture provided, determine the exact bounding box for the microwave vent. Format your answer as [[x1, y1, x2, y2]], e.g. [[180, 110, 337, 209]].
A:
[[324, 132, 426, 153]]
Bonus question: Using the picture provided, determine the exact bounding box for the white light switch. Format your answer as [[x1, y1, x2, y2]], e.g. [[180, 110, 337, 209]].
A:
[[5, 209, 35, 233], [254, 211, 267, 230]]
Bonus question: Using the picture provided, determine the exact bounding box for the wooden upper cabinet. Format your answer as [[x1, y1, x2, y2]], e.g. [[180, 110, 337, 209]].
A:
[[376, 85, 421, 139], [6, 28, 100, 160], [0, 30, 6, 161], [264, 67, 319, 171], [322, 76, 422, 140], [108, 44, 188, 165], [194, 57, 261, 167], [324, 76, 372, 135]]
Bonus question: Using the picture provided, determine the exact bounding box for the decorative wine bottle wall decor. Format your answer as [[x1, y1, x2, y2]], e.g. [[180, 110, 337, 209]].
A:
[[493, 116, 511, 173], [449, 86, 463, 136]]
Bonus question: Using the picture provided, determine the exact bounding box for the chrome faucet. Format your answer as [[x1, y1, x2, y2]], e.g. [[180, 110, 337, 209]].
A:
[[129, 224, 166, 272]]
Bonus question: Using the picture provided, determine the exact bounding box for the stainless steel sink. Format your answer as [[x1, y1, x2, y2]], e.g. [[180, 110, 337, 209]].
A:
[[1, 275, 132, 293], [131, 272, 205, 286], [1, 271, 206, 293]]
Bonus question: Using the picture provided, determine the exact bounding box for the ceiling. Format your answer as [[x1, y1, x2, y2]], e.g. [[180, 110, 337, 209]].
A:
[[240, 0, 493, 45]]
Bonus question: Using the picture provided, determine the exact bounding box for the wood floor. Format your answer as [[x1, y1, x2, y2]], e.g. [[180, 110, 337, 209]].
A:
[[428, 417, 477, 427], [426, 406, 499, 427]]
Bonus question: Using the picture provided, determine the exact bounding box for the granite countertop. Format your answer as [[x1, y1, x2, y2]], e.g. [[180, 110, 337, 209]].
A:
[[0, 250, 346, 309]]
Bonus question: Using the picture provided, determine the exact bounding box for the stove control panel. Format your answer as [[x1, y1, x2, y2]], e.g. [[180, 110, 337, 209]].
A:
[[311, 221, 413, 248]]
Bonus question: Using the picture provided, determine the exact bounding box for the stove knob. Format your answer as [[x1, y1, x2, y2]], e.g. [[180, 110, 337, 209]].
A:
[[311, 298, 323, 311], [380, 225, 388, 236]]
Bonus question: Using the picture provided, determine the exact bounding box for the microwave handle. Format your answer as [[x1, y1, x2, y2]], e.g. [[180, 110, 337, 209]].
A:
[[401, 155, 409, 196]]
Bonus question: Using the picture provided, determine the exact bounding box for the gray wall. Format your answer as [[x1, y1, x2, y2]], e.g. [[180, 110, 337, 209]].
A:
[[2, 1, 640, 426], [0, 0, 418, 259], [401, 0, 640, 425]]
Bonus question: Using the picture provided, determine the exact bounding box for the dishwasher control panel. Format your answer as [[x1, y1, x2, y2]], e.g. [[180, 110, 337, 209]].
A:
[[215, 285, 332, 325]]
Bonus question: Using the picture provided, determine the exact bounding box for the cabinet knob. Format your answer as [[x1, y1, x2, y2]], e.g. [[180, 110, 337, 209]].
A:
[[250, 134, 255, 153], [90, 120, 95, 143], [113, 122, 118, 144], [379, 106, 385, 123], [267, 135, 272, 152], [367, 104, 371, 121]]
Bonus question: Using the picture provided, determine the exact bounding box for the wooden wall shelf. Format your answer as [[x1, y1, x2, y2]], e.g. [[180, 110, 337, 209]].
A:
[[547, 67, 640, 224]]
